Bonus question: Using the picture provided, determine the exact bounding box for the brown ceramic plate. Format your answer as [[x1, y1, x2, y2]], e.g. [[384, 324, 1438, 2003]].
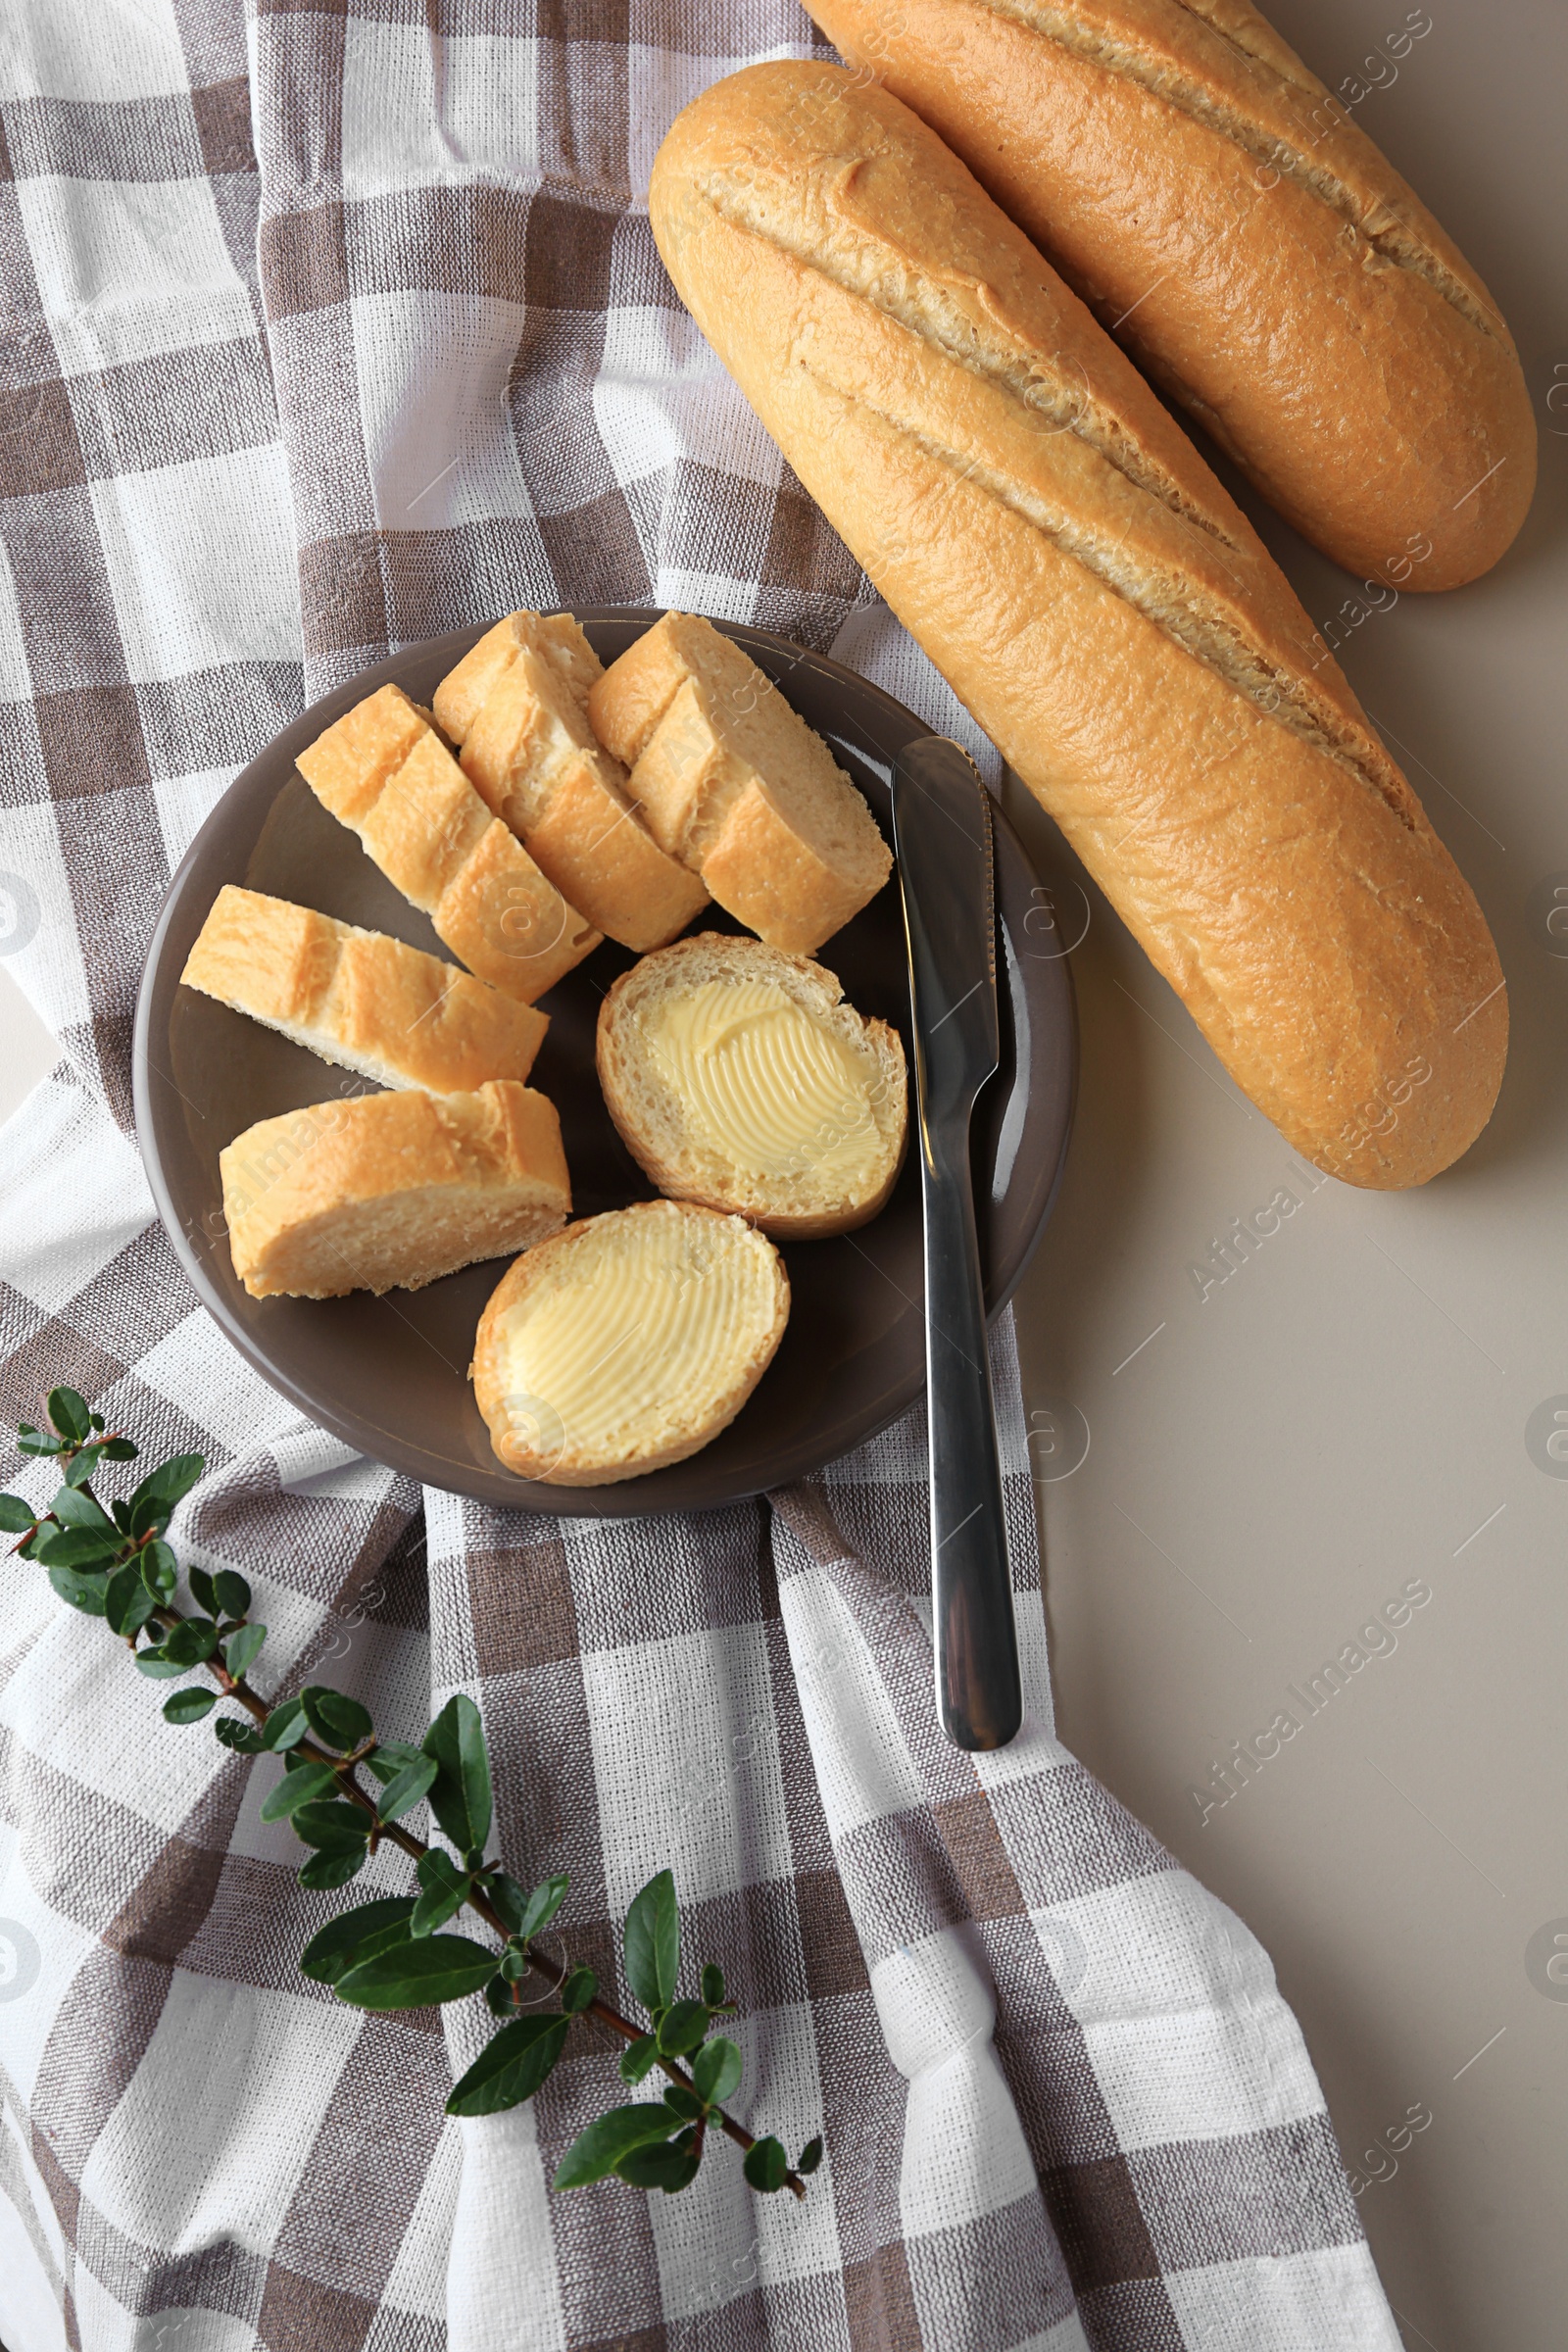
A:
[[132, 613, 1076, 1513]]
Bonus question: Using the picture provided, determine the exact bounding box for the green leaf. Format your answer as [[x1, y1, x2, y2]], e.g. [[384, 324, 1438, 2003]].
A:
[[214, 1715, 267, 1753], [49, 1486, 113, 1533], [260, 1761, 340, 1822], [657, 1999, 709, 2057], [624, 1869, 679, 2012], [104, 1561, 157, 1638], [361, 1740, 425, 1786], [701, 1962, 726, 2009], [46, 1563, 110, 1616], [223, 1623, 267, 1681], [213, 1569, 252, 1619], [291, 1800, 370, 1852], [299, 1847, 367, 1890], [0, 1494, 35, 1534], [140, 1540, 178, 1604], [446, 2013, 570, 2118], [374, 1750, 437, 1826], [615, 2138, 702, 2193], [691, 2036, 743, 2107], [17, 1427, 63, 1457], [335, 1934, 502, 2010], [135, 1452, 205, 1510], [61, 1447, 103, 1490], [422, 1694, 492, 1855], [99, 1437, 138, 1461], [485, 1973, 519, 2018], [187, 1566, 218, 1615], [619, 2034, 659, 2084], [299, 1896, 417, 1985], [133, 1643, 188, 1679], [46, 1387, 91, 1444], [500, 1943, 531, 1984], [662, 2083, 704, 2123], [261, 1700, 310, 1752], [743, 2135, 789, 2192], [412, 1847, 468, 1937], [797, 2135, 823, 2176], [553, 2104, 678, 2190], [35, 1525, 118, 1569], [562, 1966, 597, 2015], [162, 1617, 219, 1667], [507, 1874, 568, 1945], [301, 1686, 373, 1752], [164, 1688, 218, 1725]]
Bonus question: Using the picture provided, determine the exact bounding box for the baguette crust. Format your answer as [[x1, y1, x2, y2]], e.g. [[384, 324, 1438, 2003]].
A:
[[471, 1199, 789, 1483], [436, 613, 710, 953], [596, 933, 907, 1237], [651, 65, 1506, 1187], [806, 0, 1536, 587], [297, 684, 600, 1002], [181, 885, 548, 1094], [220, 1081, 571, 1299]]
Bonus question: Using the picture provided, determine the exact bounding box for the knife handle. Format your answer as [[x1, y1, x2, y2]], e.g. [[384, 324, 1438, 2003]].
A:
[[922, 1108, 1023, 1751]]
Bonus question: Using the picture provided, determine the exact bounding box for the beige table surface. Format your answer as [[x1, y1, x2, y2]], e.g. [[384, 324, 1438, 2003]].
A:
[[2, 5, 1563, 2340], [997, 2, 1568, 2343]]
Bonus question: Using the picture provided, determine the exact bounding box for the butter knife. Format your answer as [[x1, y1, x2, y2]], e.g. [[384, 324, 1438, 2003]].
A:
[[892, 738, 1023, 1751]]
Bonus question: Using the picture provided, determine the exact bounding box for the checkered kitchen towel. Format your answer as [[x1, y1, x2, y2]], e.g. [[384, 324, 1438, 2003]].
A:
[[0, 1, 1402, 2347]]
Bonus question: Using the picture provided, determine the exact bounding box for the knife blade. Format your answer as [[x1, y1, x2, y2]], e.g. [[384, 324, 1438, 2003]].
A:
[[892, 737, 1023, 1751]]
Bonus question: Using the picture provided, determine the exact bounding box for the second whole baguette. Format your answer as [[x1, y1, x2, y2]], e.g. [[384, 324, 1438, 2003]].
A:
[[650, 64, 1506, 1189]]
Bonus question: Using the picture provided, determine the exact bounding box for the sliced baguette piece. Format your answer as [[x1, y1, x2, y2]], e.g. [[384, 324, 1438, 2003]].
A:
[[471, 1198, 788, 1484], [220, 1080, 570, 1299], [445, 631, 710, 953], [296, 684, 600, 1003], [181, 885, 549, 1094], [587, 612, 892, 954], [433, 609, 603, 742], [597, 933, 906, 1238]]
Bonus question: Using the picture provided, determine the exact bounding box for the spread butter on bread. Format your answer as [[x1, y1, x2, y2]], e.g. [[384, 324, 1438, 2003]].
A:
[[220, 1081, 570, 1299], [588, 612, 892, 956], [471, 1199, 788, 1483], [433, 612, 710, 954], [181, 885, 548, 1095], [650, 65, 1507, 1189], [295, 684, 599, 1003], [597, 933, 906, 1237]]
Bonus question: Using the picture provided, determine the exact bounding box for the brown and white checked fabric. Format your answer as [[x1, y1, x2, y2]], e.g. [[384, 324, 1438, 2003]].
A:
[[0, 2, 1404, 2347]]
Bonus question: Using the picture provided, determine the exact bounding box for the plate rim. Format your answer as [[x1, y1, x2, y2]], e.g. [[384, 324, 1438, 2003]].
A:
[[132, 611, 1077, 1513]]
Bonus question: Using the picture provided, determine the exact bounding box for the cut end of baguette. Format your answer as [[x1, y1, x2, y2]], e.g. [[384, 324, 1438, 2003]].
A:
[[472, 1199, 788, 1483], [220, 1081, 570, 1298], [597, 933, 907, 1237], [589, 612, 892, 954], [181, 885, 549, 1095]]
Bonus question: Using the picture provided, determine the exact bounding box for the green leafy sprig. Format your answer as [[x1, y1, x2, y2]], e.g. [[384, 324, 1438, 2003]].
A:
[[4, 1388, 821, 2201]]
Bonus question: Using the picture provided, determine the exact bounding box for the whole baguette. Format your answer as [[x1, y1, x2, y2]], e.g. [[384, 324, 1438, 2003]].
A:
[[181, 885, 549, 1094], [650, 64, 1506, 1188], [804, 0, 1536, 588]]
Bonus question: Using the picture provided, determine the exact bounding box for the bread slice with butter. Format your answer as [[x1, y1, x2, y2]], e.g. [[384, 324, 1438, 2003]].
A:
[[587, 612, 892, 955], [433, 612, 710, 954], [597, 933, 906, 1238], [472, 1198, 788, 1484], [181, 885, 549, 1095], [296, 683, 600, 1003], [220, 1080, 570, 1299]]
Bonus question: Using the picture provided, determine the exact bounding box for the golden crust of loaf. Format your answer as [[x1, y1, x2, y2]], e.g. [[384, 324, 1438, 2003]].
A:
[[220, 1081, 571, 1299], [596, 933, 907, 1237], [650, 64, 1506, 1188], [471, 1198, 789, 1484], [435, 616, 710, 953], [181, 885, 549, 1094], [805, 0, 1536, 588], [296, 684, 600, 1002], [588, 612, 892, 954]]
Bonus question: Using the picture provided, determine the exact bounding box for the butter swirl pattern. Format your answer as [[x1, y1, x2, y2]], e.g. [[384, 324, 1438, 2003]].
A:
[[644, 978, 881, 1183]]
